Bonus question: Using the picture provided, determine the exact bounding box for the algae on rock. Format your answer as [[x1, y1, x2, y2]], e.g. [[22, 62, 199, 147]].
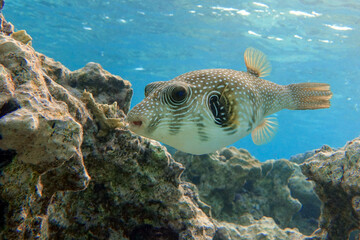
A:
[[175, 147, 321, 236], [0, 14, 216, 239], [0, 20, 91, 239], [301, 139, 360, 239]]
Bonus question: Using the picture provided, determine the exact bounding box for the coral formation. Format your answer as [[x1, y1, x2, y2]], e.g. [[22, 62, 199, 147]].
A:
[[63, 62, 132, 114], [213, 216, 304, 239], [81, 90, 126, 136], [301, 139, 360, 239], [0, 14, 216, 239], [0, 12, 13, 36], [174, 147, 321, 235], [0, 13, 359, 240], [0, 16, 92, 238], [10, 30, 32, 45]]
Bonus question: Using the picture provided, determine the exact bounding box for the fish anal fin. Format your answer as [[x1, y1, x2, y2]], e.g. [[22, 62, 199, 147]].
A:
[[251, 117, 278, 145], [244, 47, 271, 78]]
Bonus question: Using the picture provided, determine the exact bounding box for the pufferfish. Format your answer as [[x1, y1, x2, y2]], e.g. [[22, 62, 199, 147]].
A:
[[126, 48, 333, 155]]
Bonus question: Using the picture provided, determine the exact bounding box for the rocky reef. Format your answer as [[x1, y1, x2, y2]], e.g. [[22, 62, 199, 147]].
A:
[[0, 14, 359, 240], [174, 148, 321, 236], [301, 141, 360, 239]]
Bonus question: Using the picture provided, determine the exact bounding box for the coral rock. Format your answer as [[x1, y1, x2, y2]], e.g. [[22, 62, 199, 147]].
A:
[[0, 32, 91, 238], [68, 62, 133, 113], [213, 215, 305, 240], [11, 30, 32, 45], [301, 138, 360, 239], [0, 14, 214, 239], [174, 147, 320, 235], [0, 13, 14, 35]]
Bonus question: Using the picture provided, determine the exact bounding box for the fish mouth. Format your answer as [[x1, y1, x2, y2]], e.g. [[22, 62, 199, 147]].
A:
[[130, 120, 143, 127], [126, 115, 146, 131]]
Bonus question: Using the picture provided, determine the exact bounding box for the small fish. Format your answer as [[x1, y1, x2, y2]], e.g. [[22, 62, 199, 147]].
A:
[[126, 48, 333, 155]]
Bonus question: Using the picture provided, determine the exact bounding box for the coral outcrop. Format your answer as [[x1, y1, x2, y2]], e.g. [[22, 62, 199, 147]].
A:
[[175, 147, 321, 236], [0, 13, 359, 240], [0, 20, 91, 238], [0, 14, 215, 239], [301, 139, 360, 239]]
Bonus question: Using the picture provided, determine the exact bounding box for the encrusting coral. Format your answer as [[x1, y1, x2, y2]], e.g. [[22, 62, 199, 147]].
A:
[[175, 147, 321, 235], [10, 30, 32, 45], [301, 139, 360, 239], [81, 90, 127, 136], [0, 13, 216, 239]]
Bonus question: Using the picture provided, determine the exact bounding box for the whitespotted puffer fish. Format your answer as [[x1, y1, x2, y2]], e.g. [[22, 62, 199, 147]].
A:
[[126, 48, 333, 155]]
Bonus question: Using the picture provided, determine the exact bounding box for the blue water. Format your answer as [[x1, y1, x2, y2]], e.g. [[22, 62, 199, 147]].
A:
[[5, 0, 360, 161]]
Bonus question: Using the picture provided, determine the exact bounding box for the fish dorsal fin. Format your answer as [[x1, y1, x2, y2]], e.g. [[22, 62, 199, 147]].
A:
[[251, 117, 278, 145], [244, 47, 271, 77]]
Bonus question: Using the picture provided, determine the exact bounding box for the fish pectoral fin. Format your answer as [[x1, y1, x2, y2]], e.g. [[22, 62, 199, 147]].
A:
[[244, 47, 271, 77], [251, 117, 278, 145]]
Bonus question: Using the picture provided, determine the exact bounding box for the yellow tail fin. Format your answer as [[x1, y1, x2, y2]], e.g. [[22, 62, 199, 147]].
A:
[[287, 83, 333, 110]]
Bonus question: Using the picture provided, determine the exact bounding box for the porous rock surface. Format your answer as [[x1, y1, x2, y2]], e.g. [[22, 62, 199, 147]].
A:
[[0, 16, 215, 239], [0, 14, 359, 240], [175, 147, 321, 236], [301, 139, 360, 239]]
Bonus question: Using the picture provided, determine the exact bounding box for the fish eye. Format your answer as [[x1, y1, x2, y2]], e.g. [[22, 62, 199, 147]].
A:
[[170, 85, 187, 103]]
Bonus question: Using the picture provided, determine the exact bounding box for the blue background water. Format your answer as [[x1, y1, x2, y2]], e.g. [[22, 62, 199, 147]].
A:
[[5, 0, 360, 161]]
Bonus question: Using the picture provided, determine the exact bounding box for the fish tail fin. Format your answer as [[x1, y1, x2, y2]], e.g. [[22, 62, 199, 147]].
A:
[[286, 83, 333, 110]]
